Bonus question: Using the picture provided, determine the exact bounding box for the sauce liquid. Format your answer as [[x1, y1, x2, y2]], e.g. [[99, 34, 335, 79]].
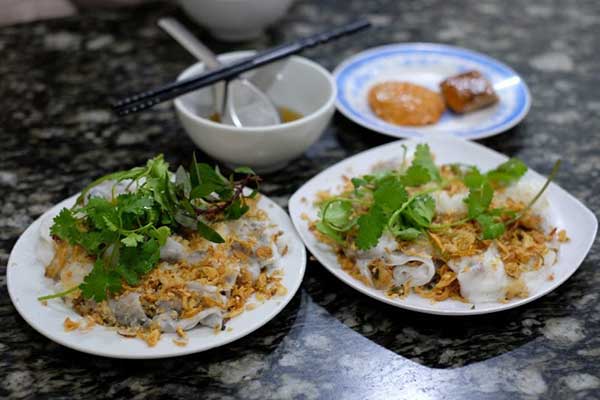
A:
[[209, 107, 303, 125]]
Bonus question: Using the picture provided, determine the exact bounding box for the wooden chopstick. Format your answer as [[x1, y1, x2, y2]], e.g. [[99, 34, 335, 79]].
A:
[[112, 18, 371, 116]]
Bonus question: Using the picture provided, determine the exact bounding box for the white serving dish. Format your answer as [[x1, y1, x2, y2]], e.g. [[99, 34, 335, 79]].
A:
[[289, 136, 597, 315]]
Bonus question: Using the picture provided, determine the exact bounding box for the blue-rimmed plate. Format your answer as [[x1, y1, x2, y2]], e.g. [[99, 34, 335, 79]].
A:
[[333, 43, 531, 140]]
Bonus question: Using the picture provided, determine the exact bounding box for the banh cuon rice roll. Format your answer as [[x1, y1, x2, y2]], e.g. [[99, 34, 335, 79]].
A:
[[37, 155, 288, 346]]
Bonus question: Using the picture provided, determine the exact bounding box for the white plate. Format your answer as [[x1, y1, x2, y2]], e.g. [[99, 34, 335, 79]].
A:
[[334, 43, 531, 140], [289, 137, 596, 315], [7, 194, 306, 359]]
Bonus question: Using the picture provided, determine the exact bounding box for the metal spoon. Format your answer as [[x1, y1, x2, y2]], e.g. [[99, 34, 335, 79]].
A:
[[158, 18, 280, 127]]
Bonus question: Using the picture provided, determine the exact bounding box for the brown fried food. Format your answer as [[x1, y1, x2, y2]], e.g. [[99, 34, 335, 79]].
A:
[[368, 81, 445, 126], [440, 70, 499, 113]]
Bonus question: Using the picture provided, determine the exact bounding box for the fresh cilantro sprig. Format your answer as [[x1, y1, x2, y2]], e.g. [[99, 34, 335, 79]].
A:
[[355, 204, 387, 249], [402, 143, 441, 185], [39, 155, 260, 302], [458, 159, 559, 240], [318, 144, 440, 250], [486, 159, 528, 187]]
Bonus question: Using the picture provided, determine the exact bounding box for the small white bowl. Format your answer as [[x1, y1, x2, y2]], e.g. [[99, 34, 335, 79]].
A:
[[178, 0, 294, 42], [174, 51, 336, 173]]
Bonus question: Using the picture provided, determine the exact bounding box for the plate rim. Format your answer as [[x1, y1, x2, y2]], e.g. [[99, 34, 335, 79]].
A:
[[289, 137, 597, 316], [7, 193, 307, 359], [332, 42, 532, 140]]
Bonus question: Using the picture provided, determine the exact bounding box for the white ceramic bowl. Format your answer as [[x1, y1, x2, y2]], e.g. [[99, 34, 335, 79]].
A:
[[178, 0, 294, 42], [174, 51, 336, 173]]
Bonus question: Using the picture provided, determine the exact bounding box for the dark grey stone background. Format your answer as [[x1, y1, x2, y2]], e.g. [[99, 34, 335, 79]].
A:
[[1, 1, 598, 398]]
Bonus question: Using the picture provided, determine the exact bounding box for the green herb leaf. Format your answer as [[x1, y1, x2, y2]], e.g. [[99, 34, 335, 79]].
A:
[[146, 154, 170, 180], [118, 239, 160, 284], [411, 144, 441, 182], [351, 177, 368, 189], [102, 216, 120, 232], [78, 231, 115, 254], [224, 199, 250, 220], [403, 194, 436, 227], [114, 264, 139, 286], [50, 208, 80, 243], [197, 163, 228, 187], [401, 164, 431, 187], [476, 214, 506, 239], [373, 175, 408, 212], [121, 232, 144, 247], [82, 197, 119, 231], [51, 207, 116, 254], [356, 204, 387, 250], [486, 158, 527, 186], [174, 209, 197, 229], [190, 153, 202, 187], [190, 182, 221, 199], [175, 166, 192, 198], [463, 167, 485, 189], [79, 259, 122, 302], [465, 179, 493, 219], [144, 176, 172, 220], [188, 162, 232, 199], [117, 192, 154, 215], [150, 226, 171, 246], [197, 220, 225, 243], [393, 227, 422, 241], [234, 166, 256, 175]]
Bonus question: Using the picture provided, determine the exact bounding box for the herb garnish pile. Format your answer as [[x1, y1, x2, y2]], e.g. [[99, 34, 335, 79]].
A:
[[317, 144, 559, 250], [40, 155, 260, 302]]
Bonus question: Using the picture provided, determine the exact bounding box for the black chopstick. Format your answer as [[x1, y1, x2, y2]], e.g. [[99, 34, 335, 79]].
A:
[[112, 18, 371, 116]]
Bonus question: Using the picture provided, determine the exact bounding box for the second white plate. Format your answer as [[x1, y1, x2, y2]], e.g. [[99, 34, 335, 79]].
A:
[[289, 137, 596, 315]]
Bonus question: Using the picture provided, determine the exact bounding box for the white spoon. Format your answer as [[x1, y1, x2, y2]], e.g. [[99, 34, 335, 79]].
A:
[[158, 18, 281, 127]]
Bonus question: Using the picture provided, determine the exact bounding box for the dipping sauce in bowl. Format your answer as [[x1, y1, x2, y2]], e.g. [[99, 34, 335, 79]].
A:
[[209, 107, 303, 124]]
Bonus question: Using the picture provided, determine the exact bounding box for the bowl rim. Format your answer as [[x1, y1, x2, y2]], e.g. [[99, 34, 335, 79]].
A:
[[174, 51, 337, 133]]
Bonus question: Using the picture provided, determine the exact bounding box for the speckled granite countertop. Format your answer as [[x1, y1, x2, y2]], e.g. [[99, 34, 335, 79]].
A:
[[1, 0, 599, 399]]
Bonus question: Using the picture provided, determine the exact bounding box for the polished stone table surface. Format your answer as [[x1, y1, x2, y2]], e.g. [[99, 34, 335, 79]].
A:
[[1, 0, 599, 398]]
